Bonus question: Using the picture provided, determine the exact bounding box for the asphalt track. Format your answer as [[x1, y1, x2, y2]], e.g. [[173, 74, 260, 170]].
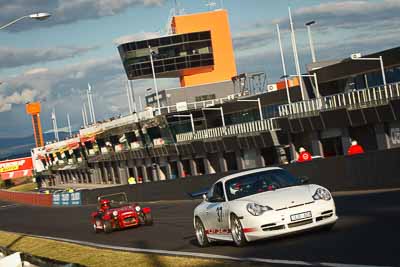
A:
[[0, 190, 399, 266]]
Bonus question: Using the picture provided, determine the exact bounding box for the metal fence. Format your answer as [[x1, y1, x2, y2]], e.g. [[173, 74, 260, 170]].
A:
[[176, 118, 279, 142], [160, 93, 241, 114], [278, 82, 400, 117]]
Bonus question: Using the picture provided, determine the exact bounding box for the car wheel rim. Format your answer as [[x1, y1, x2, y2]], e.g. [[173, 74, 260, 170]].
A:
[[232, 218, 242, 243], [195, 221, 205, 245]]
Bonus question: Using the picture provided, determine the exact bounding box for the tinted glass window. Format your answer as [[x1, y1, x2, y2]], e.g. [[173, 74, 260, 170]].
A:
[[225, 169, 302, 201], [207, 182, 225, 202]]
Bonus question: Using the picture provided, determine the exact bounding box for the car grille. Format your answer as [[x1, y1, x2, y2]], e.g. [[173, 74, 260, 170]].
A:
[[288, 219, 313, 228], [262, 224, 285, 231], [123, 217, 136, 224]]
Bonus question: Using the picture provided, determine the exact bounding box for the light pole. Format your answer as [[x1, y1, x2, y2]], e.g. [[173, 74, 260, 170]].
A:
[[282, 74, 320, 99], [148, 45, 161, 115], [0, 13, 51, 30], [305, 20, 317, 63], [237, 98, 264, 120], [288, 7, 305, 101], [202, 107, 226, 128], [276, 24, 291, 104], [173, 114, 195, 133], [351, 53, 387, 86]]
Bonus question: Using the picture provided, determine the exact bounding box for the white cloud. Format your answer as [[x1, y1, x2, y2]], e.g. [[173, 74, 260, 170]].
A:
[[0, 88, 37, 112], [0, 0, 165, 31], [24, 68, 49, 75], [0, 46, 98, 69]]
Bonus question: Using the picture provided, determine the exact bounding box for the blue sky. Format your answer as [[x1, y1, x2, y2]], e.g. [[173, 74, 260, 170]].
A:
[[0, 0, 399, 138]]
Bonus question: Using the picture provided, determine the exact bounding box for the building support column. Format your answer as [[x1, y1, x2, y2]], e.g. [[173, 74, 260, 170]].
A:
[[235, 150, 244, 170], [54, 173, 61, 185], [375, 123, 391, 150], [218, 153, 228, 172], [82, 171, 87, 183], [341, 128, 351, 156], [165, 163, 172, 180], [119, 161, 129, 185], [189, 159, 198, 176], [177, 160, 185, 178], [289, 141, 297, 162], [141, 165, 149, 183], [132, 166, 139, 181], [94, 164, 102, 184], [255, 149, 266, 167], [109, 162, 117, 184], [203, 158, 213, 174], [310, 131, 324, 157]]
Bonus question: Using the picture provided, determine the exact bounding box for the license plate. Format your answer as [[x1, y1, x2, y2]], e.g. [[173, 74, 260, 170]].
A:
[[290, 211, 312, 222]]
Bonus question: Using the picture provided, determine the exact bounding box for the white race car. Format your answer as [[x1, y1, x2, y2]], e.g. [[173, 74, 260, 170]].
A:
[[193, 167, 338, 247]]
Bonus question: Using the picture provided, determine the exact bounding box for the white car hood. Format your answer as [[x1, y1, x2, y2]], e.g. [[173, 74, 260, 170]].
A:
[[236, 185, 314, 210]]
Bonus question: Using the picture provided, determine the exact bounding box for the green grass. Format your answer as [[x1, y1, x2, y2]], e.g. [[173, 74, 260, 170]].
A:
[[0, 231, 263, 267]]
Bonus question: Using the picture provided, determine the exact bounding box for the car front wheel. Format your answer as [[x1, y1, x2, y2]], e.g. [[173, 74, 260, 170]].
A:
[[194, 217, 210, 247], [93, 222, 101, 233], [231, 214, 247, 247], [103, 220, 112, 233]]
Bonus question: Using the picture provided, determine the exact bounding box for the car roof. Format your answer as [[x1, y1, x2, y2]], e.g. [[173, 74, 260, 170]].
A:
[[215, 167, 284, 184]]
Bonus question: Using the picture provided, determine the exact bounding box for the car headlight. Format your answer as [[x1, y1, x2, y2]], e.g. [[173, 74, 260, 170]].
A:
[[312, 188, 332, 201], [135, 206, 141, 212], [112, 211, 118, 216], [246, 203, 272, 216]]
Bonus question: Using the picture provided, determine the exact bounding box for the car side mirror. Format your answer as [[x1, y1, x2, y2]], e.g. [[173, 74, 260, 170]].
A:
[[202, 194, 208, 201], [300, 176, 310, 184]]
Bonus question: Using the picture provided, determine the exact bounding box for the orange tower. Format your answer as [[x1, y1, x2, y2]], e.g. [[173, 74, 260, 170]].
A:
[[171, 9, 237, 87], [26, 102, 44, 147]]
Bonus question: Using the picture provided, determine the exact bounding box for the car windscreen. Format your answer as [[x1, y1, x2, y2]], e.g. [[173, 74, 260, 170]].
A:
[[225, 169, 302, 201]]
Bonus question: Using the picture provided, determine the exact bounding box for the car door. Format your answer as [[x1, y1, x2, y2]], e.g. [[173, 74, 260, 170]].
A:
[[204, 182, 230, 238]]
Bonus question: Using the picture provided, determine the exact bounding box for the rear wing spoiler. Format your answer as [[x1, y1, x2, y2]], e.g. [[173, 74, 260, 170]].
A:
[[188, 188, 209, 198]]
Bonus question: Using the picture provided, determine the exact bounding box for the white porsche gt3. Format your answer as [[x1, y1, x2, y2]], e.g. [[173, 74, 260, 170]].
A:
[[193, 167, 338, 247]]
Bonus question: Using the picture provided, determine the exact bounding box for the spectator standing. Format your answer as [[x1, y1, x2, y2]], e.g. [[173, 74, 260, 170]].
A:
[[297, 147, 312, 162], [347, 140, 364, 155]]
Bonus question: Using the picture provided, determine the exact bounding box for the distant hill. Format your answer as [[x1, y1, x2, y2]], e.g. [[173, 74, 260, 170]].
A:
[[0, 132, 71, 160]]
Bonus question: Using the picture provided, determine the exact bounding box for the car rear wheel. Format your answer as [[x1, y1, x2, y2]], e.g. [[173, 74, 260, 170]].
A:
[[144, 213, 153, 225], [194, 217, 210, 247], [231, 214, 247, 247], [103, 221, 112, 233]]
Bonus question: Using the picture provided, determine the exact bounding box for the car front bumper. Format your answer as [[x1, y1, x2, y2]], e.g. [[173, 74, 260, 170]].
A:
[[240, 199, 338, 242]]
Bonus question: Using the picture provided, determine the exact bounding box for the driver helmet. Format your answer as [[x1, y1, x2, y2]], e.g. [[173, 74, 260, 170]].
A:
[[100, 199, 111, 209], [229, 182, 241, 194]]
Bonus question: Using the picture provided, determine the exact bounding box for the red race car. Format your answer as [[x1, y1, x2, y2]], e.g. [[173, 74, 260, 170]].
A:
[[91, 193, 153, 233]]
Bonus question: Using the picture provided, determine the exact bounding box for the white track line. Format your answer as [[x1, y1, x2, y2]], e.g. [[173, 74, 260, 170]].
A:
[[28, 234, 391, 267], [0, 204, 19, 209]]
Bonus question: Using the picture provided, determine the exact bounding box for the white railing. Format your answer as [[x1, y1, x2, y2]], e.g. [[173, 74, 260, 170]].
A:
[[159, 93, 242, 114], [176, 118, 279, 143], [278, 82, 400, 117]]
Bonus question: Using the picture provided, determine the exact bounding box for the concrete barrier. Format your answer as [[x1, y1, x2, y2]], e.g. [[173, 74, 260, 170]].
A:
[[81, 147, 400, 204]]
